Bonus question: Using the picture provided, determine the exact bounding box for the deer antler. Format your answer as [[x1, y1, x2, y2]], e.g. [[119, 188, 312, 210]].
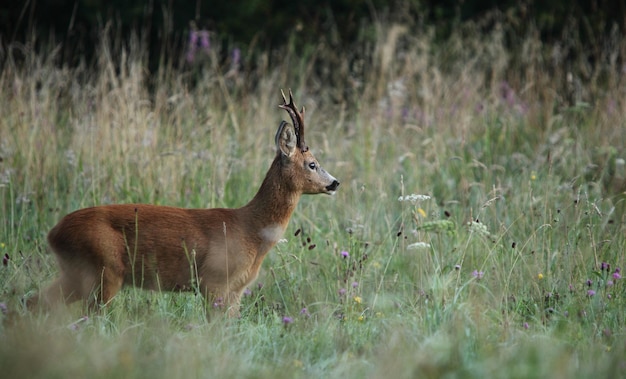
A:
[[279, 89, 308, 152]]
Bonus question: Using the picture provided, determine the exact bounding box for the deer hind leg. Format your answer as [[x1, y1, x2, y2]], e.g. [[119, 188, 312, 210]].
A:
[[27, 257, 95, 311], [27, 273, 83, 310], [29, 252, 125, 312], [88, 265, 124, 309]]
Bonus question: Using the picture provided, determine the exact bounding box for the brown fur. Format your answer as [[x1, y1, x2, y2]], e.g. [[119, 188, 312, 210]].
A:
[[29, 92, 339, 316]]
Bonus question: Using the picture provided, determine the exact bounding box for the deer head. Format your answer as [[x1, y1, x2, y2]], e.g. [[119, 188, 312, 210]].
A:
[[274, 89, 339, 195]]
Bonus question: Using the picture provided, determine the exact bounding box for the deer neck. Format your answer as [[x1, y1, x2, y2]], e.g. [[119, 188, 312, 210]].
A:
[[240, 156, 301, 240]]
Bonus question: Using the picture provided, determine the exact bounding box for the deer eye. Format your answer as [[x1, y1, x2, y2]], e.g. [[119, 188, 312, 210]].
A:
[[308, 162, 317, 170]]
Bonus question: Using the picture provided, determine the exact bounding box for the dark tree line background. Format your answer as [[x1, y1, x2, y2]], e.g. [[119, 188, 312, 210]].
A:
[[1, 0, 624, 68]]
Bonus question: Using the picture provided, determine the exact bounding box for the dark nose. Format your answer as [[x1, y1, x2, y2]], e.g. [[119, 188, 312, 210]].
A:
[[326, 180, 340, 191]]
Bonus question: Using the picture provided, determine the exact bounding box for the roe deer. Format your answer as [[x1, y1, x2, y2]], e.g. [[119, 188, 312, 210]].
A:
[[29, 90, 339, 316]]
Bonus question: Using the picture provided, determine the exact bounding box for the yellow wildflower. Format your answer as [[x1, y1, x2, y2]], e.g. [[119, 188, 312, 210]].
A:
[[353, 296, 362, 304], [538, 273, 544, 280]]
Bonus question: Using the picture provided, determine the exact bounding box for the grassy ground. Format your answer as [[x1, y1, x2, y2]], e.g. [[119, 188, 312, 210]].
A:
[[1, 20, 625, 378]]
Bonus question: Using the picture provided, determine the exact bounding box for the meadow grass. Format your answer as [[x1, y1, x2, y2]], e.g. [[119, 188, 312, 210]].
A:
[[1, 20, 625, 378]]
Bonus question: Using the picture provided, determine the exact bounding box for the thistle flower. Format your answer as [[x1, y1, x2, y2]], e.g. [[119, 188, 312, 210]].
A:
[[601, 262, 609, 272], [340, 250, 349, 259], [587, 290, 596, 297], [472, 270, 484, 279], [282, 316, 293, 325]]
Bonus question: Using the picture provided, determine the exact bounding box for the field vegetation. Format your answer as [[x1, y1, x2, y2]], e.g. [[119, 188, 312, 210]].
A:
[[1, 14, 625, 378]]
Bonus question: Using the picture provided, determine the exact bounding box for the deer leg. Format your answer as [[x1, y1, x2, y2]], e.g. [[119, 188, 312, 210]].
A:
[[28, 274, 83, 310], [86, 266, 124, 310], [199, 285, 243, 318], [226, 291, 243, 318]]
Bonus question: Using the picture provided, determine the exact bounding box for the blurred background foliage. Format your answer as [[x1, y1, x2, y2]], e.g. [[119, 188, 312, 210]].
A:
[[1, 0, 624, 70]]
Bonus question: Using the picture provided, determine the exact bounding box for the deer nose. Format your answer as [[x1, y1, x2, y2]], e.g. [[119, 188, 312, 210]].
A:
[[326, 180, 340, 192]]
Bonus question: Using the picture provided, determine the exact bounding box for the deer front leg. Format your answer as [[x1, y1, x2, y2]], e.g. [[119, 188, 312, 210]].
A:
[[201, 287, 244, 318]]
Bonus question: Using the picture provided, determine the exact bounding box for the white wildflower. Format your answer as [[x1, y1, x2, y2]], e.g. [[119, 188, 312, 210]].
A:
[[407, 242, 431, 250], [398, 194, 431, 204], [65, 149, 77, 167]]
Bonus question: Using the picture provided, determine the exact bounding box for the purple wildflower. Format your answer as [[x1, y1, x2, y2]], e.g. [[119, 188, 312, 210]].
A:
[[282, 316, 293, 325], [232, 48, 241, 67], [300, 308, 310, 317], [613, 269, 622, 280], [199, 31, 210, 52], [341, 251, 349, 259], [351, 281, 359, 288], [587, 290, 596, 297], [189, 30, 198, 47], [187, 30, 198, 63], [523, 322, 529, 329], [500, 81, 516, 107], [213, 297, 224, 308], [68, 316, 88, 331], [338, 288, 346, 296], [601, 262, 609, 272], [0, 302, 7, 314], [586, 279, 592, 287], [472, 270, 484, 279], [243, 288, 252, 296]]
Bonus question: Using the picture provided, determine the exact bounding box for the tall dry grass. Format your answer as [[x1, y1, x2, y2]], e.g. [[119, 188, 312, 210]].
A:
[[0, 17, 625, 378]]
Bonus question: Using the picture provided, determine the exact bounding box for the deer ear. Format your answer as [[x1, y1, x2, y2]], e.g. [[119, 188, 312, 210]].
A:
[[276, 121, 297, 157]]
